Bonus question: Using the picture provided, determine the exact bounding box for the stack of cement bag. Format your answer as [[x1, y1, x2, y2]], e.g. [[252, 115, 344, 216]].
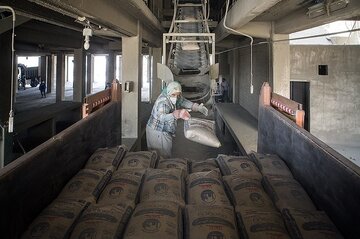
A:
[[22, 149, 344, 239], [22, 147, 158, 239]]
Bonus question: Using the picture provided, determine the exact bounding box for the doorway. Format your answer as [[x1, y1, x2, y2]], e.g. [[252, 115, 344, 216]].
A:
[[290, 81, 310, 131]]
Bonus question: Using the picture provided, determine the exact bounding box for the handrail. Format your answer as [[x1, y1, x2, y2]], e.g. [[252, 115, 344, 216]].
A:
[[82, 80, 121, 118], [260, 82, 305, 128]]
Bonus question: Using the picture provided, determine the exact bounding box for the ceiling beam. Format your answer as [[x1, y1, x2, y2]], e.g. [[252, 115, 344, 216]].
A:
[[0, 15, 30, 34], [30, 0, 164, 47], [275, 0, 360, 34], [214, 0, 282, 42]]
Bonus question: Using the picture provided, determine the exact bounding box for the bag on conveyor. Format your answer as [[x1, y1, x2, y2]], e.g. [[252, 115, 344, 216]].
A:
[[156, 158, 190, 174], [216, 154, 263, 179], [187, 170, 230, 206], [191, 158, 218, 173], [235, 206, 291, 239], [97, 170, 143, 206], [223, 175, 274, 209], [57, 169, 111, 203], [22, 199, 89, 239], [140, 169, 185, 206], [263, 176, 316, 211], [185, 205, 239, 239], [184, 117, 221, 148], [250, 152, 293, 178], [84, 145, 127, 172], [70, 203, 133, 239], [123, 201, 182, 239], [282, 209, 344, 239], [118, 151, 158, 170], [116, 168, 147, 177]]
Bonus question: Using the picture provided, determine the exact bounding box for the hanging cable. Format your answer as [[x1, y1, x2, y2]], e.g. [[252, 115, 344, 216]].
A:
[[223, 0, 254, 94], [0, 6, 16, 133]]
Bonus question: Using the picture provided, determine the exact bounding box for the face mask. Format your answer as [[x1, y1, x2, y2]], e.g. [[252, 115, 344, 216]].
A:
[[170, 96, 177, 105]]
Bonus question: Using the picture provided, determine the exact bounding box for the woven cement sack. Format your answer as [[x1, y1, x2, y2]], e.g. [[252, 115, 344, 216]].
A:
[[116, 168, 146, 177], [140, 168, 185, 206], [216, 155, 262, 179], [97, 171, 143, 206], [57, 169, 111, 203], [185, 205, 239, 239], [250, 152, 293, 178], [85, 145, 127, 172], [70, 203, 133, 239], [157, 158, 190, 174], [263, 176, 316, 211], [236, 206, 291, 239], [282, 208, 343, 239], [22, 199, 88, 239], [123, 201, 182, 239], [119, 151, 158, 169], [191, 158, 218, 173], [184, 118, 221, 148], [223, 175, 274, 209], [187, 170, 230, 206]]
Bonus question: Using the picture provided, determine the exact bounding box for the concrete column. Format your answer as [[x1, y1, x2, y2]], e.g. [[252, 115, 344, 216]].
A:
[[73, 49, 86, 102], [271, 34, 290, 97], [232, 50, 240, 103], [151, 47, 162, 102], [86, 53, 93, 94], [107, 51, 115, 86], [121, 23, 142, 138], [46, 55, 52, 93], [40, 56, 46, 86], [0, 31, 12, 123], [56, 52, 65, 102]]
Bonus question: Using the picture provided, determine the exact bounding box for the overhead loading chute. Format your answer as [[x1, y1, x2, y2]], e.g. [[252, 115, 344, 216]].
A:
[[161, 0, 218, 103]]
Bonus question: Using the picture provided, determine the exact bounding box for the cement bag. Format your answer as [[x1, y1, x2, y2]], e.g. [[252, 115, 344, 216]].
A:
[[282, 208, 344, 239], [123, 201, 182, 239], [85, 145, 127, 172], [119, 151, 158, 169], [236, 206, 291, 239], [116, 168, 146, 177], [223, 175, 274, 209], [216, 155, 262, 179], [70, 203, 133, 239], [250, 152, 293, 178], [187, 170, 230, 206], [191, 158, 218, 173], [140, 168, 185, 206], [22, 199, 88, 239], [57, 169, 111, 203], [184, 118, 221, 148], [185, 205, 239, 239], [97, 171, 143, 206], [157, 158, 190, 174], [263, 176, 316, 211]]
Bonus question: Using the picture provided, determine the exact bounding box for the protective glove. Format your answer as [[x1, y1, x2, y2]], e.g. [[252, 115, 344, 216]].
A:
[[192, 103, 208, 116], [173, 109, 191, 120]]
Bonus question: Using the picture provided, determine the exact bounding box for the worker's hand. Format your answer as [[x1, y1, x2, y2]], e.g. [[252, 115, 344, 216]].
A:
[[192, 103, 208, 116], [173, 109, 191, 120]]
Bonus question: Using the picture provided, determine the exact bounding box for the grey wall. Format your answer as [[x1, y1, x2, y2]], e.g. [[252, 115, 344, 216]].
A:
[[290, 45, 360, 162], [219, 43, 270, 119]]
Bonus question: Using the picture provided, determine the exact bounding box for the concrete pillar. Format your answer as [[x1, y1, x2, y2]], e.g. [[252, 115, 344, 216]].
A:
[[121, 23, 142, 138], [271, 34, 290, 97], [56, 52, 65, 102], [107, 51, 115, 86], [40, 56, 46, 86], [151, 47, 162, 102], [47, 55, 52, 93], [74, 49, 86, 102], [232, 50, 240, 103], [0, 31, 12, 123], [86, 53, 93, 94]]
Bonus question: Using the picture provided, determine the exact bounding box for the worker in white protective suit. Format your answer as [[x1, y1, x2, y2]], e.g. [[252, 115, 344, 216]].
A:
[[146, 81, 208, 158]]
